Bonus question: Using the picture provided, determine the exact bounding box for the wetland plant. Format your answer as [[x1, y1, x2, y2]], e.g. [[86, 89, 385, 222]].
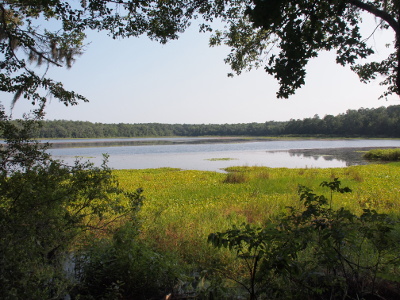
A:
[[208, 179, 400, 300]]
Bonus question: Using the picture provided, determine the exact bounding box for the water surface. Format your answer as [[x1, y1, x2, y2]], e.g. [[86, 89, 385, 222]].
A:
[[47, 138, 400, 172]]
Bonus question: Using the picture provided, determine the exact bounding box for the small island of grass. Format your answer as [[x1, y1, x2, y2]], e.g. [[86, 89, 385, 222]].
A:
[[363, 148, 400, 161], [205, 157, 237, 161]]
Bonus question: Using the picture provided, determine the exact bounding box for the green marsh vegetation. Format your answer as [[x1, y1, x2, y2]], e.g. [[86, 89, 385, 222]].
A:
[[109, 163, 400, 299], [364, 148, 400, 161]]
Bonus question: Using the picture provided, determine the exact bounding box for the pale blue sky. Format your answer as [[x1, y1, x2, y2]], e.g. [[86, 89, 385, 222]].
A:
[[5, 14, 400, 124]]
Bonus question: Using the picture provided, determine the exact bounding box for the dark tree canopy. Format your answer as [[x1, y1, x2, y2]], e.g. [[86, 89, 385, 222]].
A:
[[212, 0, 400, 99], [217, 0, 400, 98], [27, 105, 400, 138]]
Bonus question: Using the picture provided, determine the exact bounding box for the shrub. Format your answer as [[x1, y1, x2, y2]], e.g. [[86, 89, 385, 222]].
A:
[[208, 178, 400, 300], [73, 222, 183, 300], [0, 110, 143, 299]]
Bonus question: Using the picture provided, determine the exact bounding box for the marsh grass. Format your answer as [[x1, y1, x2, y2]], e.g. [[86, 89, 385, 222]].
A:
[[113, 164, 400, 296], [364, 148, 400, 161]]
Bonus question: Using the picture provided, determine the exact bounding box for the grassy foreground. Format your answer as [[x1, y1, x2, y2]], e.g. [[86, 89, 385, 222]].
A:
[[114, 163, 400, 266]]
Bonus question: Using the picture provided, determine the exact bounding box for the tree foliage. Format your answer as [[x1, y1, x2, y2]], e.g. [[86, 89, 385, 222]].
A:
[[17, 105, 400, 138], [282, 105, 400, 136], [212, 0, 400, 99], [0, 0, 229, 113], [2, 0, 398, 110], [0, 106, 144, 299]]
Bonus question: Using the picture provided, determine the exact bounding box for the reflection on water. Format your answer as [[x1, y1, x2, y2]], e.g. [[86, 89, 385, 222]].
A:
[[48, 146, 397, 173], [45, 138, 400, 171], [287, 147, 372, 166], [53, 151, 346, 172], [46, 137, 260, 149]]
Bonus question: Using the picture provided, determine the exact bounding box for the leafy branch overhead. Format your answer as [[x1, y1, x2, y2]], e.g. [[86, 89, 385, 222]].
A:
[[0, 0, 219, 113], [212, 0, 400, 99], [1, 1, 399, 113]]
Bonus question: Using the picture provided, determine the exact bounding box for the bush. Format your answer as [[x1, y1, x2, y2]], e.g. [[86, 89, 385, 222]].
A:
[[208, 178, 400, 299], [73, 222, 182, 300], [0, 109, 143, 299]]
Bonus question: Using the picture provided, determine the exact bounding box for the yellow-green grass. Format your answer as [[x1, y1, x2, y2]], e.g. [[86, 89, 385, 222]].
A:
[[364, 148, 400, 161], [113, 164, 400, 267]]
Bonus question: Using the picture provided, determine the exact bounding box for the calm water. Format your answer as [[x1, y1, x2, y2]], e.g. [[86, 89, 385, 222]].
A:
[[46, 138, 400, 172]]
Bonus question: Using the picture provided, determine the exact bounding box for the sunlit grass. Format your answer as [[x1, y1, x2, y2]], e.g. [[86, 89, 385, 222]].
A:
[[112, 164, 400, 267]]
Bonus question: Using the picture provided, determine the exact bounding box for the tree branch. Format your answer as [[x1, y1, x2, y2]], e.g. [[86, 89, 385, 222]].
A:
[[348, 0, 400, 34]]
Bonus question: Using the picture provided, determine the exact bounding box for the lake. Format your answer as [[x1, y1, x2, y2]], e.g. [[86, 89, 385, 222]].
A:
[[46, 138, 400, 172]]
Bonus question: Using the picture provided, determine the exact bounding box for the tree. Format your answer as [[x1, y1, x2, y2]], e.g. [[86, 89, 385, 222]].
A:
[[0, 107, 145, 299], [0, 0, 225, 114], [211, 0, 400, 99]]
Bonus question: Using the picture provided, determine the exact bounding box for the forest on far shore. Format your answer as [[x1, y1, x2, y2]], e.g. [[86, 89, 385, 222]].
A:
[[33, 105, 400, 138]]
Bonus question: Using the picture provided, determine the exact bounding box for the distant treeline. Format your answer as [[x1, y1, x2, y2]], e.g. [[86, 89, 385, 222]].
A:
[[33, 105, 400, 138]]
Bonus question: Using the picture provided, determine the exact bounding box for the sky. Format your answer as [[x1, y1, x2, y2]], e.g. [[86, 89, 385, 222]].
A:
[[4, 13, 400, 124]]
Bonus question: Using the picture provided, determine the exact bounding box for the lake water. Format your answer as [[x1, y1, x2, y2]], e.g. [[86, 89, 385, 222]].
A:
[[46, 138, 400, 172]]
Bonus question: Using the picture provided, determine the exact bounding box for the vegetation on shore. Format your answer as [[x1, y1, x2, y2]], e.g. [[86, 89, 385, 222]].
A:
[[32, 105, 400, 139]]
